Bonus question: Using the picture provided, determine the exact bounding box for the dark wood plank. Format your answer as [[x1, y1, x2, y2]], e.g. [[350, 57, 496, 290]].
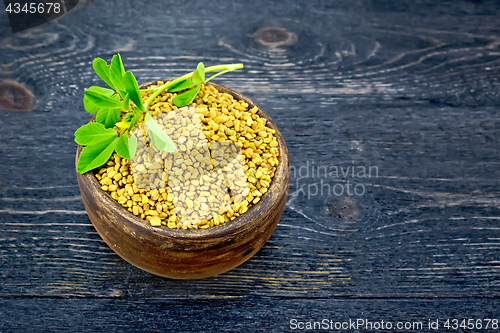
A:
[[2, 298, 500, 332]]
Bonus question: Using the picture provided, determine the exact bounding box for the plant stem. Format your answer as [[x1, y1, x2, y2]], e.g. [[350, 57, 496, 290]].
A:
[[142, 63, 243, 111], [205, 70, 229, 83]]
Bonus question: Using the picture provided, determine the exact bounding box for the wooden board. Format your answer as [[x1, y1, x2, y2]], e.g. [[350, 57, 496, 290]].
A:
[[1, 0, 500, 330]]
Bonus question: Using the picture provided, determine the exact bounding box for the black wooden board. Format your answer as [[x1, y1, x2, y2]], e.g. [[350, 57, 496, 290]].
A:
[[1, 298, 499, 332], [1, 0, 500, 331]]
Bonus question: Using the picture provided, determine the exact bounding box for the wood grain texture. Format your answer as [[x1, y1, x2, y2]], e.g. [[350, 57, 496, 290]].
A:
[[1, 298, 499, 332], [1, 0, 500, 330]]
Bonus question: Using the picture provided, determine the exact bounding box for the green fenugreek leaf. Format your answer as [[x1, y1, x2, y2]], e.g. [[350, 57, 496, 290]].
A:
[[86, 86, 116, 96], [77, 136, 119, 174], [74, 122, 117, 146], [92, 58, 115, 90], [83, 86, 116, 114], [122, 71, 144, 112], [84, 90, 123, 109], [128, 135, 138, 159], [124, 106, 141, 130], [84, 97, 100, 114], [172, 85, 201, 107], [109, 54, 126, 92], [122, 93, 130, 110], [144, 113, 176, 152], [129, 114, 140, 130], [191, 62, 205, 85], [96, 108, 122, 129], [128, 136, 137, 159], [149, 130, 166, 150], [115, 135, 137, 159], [168, 79, 197, 93]]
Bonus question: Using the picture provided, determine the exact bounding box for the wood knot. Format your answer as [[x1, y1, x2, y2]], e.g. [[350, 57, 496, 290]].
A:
[[0, 81, 35, 112], [251, 27, 297, 47], [326, 197, 359, 221]]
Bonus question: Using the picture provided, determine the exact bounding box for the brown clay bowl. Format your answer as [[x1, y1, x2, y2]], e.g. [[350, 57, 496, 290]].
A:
[[76, 81, 290, 279]]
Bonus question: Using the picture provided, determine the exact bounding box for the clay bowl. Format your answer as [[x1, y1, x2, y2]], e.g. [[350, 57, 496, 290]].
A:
[[76, 81, 290, 279]]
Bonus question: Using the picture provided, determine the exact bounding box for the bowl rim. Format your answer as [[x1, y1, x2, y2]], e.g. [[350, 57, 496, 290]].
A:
[[77, 80, 290, 240]]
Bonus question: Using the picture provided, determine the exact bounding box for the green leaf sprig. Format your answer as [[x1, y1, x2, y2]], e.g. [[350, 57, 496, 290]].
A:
[[75, 54, 243, 174]]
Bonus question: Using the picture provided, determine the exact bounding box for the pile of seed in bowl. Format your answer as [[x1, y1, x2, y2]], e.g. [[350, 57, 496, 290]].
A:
[[94, 83, 279, 229]]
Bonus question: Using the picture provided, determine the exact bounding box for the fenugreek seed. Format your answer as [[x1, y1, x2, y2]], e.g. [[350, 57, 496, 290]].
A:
[[147, 210, 159, 216], [150, 216, 162, 227], [242, 188, 250, 197], [214, 116, 225, 124], [252, 190, 262, 197]]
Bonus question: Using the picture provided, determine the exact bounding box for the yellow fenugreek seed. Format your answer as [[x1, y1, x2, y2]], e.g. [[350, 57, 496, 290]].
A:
[[150, 216, 162, 227], [214, 116, 225, 124]]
